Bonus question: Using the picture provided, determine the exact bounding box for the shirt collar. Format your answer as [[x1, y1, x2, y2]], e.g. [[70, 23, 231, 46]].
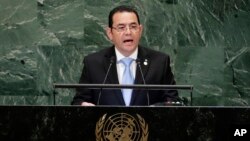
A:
[[115, 47, 138, 62]]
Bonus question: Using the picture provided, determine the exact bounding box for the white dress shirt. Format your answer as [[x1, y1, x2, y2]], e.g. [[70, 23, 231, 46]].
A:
[[115, 47, 138, 84]]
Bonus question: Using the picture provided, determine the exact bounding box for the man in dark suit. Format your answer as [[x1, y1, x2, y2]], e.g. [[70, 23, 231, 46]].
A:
[[71, 5, 179, 106]]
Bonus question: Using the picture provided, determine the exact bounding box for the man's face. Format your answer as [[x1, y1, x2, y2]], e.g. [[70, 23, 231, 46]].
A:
[[106, 12, 143, 56]]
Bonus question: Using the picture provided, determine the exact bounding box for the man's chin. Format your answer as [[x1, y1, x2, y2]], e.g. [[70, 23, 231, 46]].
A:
[[123, 43, 134, 48], [123, 43, 137, 49], [124, 46, 136, 51]]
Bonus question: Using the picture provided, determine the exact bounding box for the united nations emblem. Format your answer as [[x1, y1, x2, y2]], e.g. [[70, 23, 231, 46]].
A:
[[95, 113, 148, 141]]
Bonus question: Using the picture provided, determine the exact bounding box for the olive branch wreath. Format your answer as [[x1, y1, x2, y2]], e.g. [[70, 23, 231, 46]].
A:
[[137, 114, 149, 141], [95, 114, 106, 141]]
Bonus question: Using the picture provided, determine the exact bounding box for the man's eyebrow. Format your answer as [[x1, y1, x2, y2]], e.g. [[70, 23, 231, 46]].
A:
[[116, 22, 138, 26], [116, 23, 126, 26], [129, 22, 138, 25]]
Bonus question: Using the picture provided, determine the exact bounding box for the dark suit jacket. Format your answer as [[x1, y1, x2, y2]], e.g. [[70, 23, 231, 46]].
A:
[[71, 46, 179, 106]]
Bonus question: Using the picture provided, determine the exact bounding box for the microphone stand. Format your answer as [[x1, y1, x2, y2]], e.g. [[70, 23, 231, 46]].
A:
[[136, 59, 150, 106], [97, 57, 115, 105]]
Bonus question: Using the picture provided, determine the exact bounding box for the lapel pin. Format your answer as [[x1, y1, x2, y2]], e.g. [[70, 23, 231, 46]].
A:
[[144, 59, 148, 66]]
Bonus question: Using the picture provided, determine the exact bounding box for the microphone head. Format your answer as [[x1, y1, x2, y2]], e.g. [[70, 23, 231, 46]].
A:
[[110, 56, 116, 63], [136, 58, 141, 64]]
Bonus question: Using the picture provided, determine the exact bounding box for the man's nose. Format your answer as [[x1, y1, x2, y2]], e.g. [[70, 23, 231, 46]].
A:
[[124, 26, 132, 34]]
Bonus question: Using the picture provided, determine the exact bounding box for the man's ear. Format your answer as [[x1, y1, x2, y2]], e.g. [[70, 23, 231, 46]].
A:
[[139, 24, 143, 37], [106, 27, 113, 41]]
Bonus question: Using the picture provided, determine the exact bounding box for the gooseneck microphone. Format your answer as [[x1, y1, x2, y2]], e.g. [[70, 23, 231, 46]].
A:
[[136, 58, 150, 106], [97, 56, 115, 105]]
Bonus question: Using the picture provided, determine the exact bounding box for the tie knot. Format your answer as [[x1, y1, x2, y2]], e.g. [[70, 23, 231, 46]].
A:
[[120, 57, 134, 67]]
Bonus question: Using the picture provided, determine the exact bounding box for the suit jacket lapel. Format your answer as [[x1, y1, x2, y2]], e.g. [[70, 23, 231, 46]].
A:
[[103, 46, 125, 105], [130, 46, 150, 105]]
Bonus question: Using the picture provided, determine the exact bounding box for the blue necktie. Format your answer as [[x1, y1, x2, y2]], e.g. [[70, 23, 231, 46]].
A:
[[121, 57, 134, 106]]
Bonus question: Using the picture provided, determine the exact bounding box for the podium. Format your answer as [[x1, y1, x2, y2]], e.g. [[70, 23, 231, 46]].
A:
[[1, 85, 248, 140], [1, 106, 250, 140]]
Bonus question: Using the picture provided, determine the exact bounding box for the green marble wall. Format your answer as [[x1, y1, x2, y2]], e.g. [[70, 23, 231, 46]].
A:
[[0, 0, 249, 106]]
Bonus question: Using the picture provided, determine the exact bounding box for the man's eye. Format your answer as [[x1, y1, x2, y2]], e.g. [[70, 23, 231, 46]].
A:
[[118, 26, 125, 30], [130, 25, 137, 29]]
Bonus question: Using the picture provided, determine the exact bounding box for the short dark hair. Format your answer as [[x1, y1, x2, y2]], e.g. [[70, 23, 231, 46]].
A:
[[108, 5, 140, 28]]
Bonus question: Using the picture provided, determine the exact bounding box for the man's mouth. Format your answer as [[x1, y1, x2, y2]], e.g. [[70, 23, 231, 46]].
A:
[[123, 39, 133, 43]]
